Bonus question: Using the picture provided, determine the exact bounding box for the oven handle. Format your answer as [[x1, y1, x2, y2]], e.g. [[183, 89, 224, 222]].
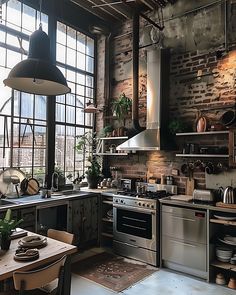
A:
[[113, 203, 156, 214]]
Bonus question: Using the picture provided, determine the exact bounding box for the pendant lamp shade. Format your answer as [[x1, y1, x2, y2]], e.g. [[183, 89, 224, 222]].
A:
[[4, 26, 70, 96]]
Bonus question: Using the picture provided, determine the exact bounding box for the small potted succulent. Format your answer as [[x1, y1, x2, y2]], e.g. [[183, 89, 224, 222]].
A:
[[0, 209, 23, 250]]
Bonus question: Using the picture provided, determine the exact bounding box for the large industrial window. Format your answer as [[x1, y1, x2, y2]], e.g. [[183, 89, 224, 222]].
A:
[[0, 0, 48, 185], [0, 1, 95, 186], [55, 21, 95, 182]]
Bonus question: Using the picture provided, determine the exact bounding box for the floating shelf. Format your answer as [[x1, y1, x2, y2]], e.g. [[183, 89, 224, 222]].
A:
[[176, 154, 229, 158], [176, 131, 229, 136], [211, 260, 236, 271], [99, 136, 128, 140], [210, 219, 236, 226], [96, 152, 128, 156]]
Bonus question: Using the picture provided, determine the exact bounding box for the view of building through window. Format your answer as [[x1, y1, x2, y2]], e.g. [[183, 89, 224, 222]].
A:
[[0, 0, 95, 186], [55, 21, 95, 183]]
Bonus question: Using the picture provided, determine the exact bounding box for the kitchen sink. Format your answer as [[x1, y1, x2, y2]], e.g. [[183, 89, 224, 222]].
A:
[[0, 199, 15, 206]]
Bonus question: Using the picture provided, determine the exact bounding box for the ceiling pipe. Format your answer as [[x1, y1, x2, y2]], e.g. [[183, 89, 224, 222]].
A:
[[131, 12, 143, 133]]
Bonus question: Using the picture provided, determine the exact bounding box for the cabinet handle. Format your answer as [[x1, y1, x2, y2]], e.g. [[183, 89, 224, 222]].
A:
[[170, 239, 196, 248], [171, 216, 196, 222]]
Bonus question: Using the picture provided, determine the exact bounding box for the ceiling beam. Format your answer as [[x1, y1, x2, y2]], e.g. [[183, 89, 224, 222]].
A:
[[95, 0, 133, 19]]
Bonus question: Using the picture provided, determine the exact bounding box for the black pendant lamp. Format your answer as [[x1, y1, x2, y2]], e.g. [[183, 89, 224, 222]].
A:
[[4, 25, 70, 96]]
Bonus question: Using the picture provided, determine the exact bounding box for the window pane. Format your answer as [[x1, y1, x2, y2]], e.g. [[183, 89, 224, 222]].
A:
[[77, 32, 85, 53], [86, 76, 94, 87], [56, 104, 65, 123], [21, 93, 34, 118], [66, 105, 75, 124], [56, 44, 66, 64], [35, 96, 46, 120], [22, 4, 36, 34], [76, 108, 84, 125], [67, 27, 76, 50], [66, 47, 76, 67], [86, 56, 94, 73], [86, 37, 94, 57], [0, 67, 11, 116], [6, 50, 21, 68], [55, 125, 65, 169], [77, 52, 85, 70], [7, 0, 21, 30], [65, 126, 75, 172], [12, 148, 32, 167], [57, 22, 67, 45]]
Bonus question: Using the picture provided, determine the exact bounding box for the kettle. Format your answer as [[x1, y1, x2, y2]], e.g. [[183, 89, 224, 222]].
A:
[[223, 186, 235, 204]]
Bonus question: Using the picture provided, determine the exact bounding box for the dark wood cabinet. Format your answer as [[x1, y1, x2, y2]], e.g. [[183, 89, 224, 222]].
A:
[[71, 195, 99, 248], [229, 128, 236, 168]]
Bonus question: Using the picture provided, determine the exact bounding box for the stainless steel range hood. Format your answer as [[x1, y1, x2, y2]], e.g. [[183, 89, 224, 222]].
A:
[[117, 48, 170, 151]]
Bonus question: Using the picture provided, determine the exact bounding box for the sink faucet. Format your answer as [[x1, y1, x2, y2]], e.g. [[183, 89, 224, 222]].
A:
[[51, 172, 59, 192]]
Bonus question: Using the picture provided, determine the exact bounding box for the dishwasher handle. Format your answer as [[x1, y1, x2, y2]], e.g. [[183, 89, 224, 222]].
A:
[[170, 239, 197, 248], [171, 216, 196, 222]]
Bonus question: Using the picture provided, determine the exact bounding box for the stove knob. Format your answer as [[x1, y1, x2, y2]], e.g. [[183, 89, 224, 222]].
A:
[[143, 203, 145, 207], [138, 202, 142, 206], [147, 204, 150, 207], [151, 205, 154, 209], [121, 200, 124, 203], [115, 199, 118, 203]]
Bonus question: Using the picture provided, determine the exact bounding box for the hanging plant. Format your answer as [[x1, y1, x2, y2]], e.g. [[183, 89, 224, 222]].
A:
[[112, 93, 132, 122]]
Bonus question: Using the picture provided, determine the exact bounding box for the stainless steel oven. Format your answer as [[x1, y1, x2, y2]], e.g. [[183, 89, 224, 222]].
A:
[[113, 195, 158, 266]]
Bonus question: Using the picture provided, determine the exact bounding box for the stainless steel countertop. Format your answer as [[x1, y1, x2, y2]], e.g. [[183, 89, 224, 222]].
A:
[[160, 197, 236, 213]]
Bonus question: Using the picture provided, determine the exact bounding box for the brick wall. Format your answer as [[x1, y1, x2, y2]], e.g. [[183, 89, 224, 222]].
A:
[[97, 20, 236, 194]]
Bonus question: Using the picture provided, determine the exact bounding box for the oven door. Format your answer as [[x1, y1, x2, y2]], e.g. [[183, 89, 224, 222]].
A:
[[113, 204, 157, 251]]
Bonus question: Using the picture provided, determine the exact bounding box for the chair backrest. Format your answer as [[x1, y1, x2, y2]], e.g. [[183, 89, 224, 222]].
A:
[[47, 229, 74, 245], [13, 255, 66, 291]]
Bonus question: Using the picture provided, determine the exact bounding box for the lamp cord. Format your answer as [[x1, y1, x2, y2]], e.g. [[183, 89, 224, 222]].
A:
[[39, 0, 42, 26]]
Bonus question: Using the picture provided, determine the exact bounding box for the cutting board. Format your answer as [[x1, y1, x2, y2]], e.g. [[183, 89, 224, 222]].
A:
[[216, 202, 236, 209], [186, 178, 195, 196], [170, 195, 193, 202]]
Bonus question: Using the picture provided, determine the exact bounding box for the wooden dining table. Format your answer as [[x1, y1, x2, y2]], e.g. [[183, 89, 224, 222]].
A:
[[0, 230, 77, 295]]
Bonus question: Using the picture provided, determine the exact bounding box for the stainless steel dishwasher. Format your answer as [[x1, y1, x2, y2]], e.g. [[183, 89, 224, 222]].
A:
[[161, 205, 207, 279]]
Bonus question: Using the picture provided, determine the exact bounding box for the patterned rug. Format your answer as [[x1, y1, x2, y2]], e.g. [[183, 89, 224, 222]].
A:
[[72, 252, 157, 292]]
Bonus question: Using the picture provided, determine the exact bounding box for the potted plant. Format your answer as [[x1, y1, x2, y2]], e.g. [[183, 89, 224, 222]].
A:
[[75, 131, 102, 189], [112, 93, 132, 122], [0, 209, 23, 250]]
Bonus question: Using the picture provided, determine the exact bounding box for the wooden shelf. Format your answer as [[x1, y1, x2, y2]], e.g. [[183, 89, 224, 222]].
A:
[[102, 200, 113, 205], [176, 131, 229, 136], [96, 152, 128, 156], [101, 232, 113, 238], [102, 218, 113, 223], [99, 136, 128, 140], [176, 154, 229, 158], [211, 260, 236, 271], [210, 219, 236, 226]]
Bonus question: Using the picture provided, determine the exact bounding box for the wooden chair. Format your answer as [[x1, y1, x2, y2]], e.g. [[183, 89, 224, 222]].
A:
[[47, 229, 74, 245], [0, 255, 66, 295]]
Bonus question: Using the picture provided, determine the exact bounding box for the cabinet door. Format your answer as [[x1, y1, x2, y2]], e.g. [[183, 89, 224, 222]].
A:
[[19, 207, 36, 232], [229, 128, 236, 167], [71, 196, 98, 247]]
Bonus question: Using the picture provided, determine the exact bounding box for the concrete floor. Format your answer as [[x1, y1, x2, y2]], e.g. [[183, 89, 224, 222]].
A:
[[71, 250, 236, 295], [71, 269, 236, 295]]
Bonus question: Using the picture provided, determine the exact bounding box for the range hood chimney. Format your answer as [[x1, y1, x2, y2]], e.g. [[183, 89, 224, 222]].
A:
[[117, 48, 170, 151]]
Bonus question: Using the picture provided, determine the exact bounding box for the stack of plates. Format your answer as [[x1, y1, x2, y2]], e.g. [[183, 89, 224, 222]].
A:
[[216, 247, 233, 262], [218, 235, 236, 246], [18, 235, 47, 248]]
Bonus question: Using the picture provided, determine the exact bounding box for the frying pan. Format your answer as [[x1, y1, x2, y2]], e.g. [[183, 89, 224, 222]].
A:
[[220, 103, 236, 126]]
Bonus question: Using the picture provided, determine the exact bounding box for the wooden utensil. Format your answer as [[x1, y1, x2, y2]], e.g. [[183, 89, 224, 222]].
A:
[[185, 168, 195, 196]]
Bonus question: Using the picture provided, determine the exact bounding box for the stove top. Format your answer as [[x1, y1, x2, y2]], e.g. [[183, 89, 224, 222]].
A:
[[116, 190, 168, 200]]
